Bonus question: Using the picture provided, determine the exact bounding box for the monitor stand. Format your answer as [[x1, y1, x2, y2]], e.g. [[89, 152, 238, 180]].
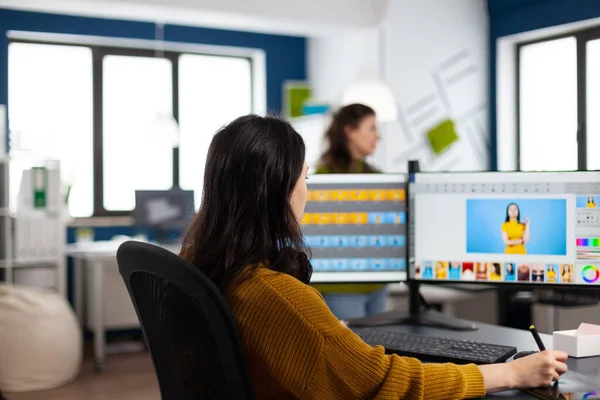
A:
[[347, 282, 478, 331]]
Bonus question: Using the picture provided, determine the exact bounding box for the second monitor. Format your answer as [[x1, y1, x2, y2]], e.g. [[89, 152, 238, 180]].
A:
[[409, 171, 600, 288], [302, 173, 407, 283]]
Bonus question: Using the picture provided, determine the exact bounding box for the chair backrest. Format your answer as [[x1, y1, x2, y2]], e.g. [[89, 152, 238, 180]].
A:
[[116, 240, 255, 400]]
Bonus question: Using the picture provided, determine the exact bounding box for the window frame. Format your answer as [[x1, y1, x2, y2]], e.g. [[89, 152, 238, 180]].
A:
[[8, 34, 257, 217], [516, 25, 600, 171]]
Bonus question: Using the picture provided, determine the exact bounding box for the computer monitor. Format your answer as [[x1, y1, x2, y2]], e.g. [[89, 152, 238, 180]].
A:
[[133, 189, 195, 243], [350, 167, 600, 331], [409, 171, 600, 289], [301, 174, 407, 283]]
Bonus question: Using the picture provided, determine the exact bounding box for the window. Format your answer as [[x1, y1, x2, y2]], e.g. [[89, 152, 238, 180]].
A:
[[8, 42, 94, 217], [518, 38, 577, 171], [587, 38, 600, 171], [179, 54, 252, 209], [8, 39, 256, 217], [102, 55, 173, 211], [517, 26, 600, 171]]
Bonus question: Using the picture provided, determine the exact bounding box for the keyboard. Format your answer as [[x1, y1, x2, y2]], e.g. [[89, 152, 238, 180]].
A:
[[355, 328, 517, 364]]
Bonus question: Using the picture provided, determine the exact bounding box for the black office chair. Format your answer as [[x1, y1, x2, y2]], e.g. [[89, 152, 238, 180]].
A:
[[116, 240, 255, 399]]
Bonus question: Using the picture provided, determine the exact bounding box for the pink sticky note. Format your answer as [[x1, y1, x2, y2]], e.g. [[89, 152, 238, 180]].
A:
[[576, 323, 600, 336]]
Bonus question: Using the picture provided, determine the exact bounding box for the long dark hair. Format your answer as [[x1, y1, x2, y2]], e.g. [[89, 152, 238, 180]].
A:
[[318, 103, 377, 173], [505, 202, 521, 223], [492, 263, 501, 275], [506, 263, 514, 274], [180, 115, 312, 291]]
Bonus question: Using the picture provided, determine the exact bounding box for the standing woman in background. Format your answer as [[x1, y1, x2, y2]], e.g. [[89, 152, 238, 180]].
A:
[[313, 103, 387, 319]]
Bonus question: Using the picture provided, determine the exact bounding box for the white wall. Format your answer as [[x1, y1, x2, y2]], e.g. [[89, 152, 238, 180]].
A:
[[308, 28, 380, 106], [0, 0, 388, 37], [308, 0, 490, 172]]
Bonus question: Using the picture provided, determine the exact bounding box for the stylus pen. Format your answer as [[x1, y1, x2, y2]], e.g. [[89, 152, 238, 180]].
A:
[[529, 325, 559, 386], [529, 325, 546, 351]]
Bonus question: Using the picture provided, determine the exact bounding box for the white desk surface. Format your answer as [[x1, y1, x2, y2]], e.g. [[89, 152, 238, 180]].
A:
[[66, 240, 181, 258], [65, 241, 484, 304]]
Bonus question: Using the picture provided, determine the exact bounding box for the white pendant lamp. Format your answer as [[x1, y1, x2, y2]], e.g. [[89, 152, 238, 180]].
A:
[[341, 73, 398, 123], [148, 111, 180, 148]]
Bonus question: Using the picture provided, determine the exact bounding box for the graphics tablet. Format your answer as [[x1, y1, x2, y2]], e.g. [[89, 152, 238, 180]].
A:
[[523, 371, 599, 400]]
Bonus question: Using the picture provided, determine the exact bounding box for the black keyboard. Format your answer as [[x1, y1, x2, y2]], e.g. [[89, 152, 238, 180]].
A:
[[355, 328, 517, 364]]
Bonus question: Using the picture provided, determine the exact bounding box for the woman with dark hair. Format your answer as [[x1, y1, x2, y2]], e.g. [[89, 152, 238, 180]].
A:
[[502, 202, 530, 254], [490, 263, 502, 281], [181, 115, 311, 287], [505, 262, 516, 281], [312, 103, 388, 320], [317, 103, 380, 173], [180, 114, 567, 398]]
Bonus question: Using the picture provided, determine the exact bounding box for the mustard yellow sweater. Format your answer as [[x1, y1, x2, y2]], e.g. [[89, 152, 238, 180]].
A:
[[226, 267, 486, 399]]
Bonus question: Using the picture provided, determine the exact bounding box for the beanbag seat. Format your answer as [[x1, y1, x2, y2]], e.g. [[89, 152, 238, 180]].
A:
[[0, 284, 82, 392]]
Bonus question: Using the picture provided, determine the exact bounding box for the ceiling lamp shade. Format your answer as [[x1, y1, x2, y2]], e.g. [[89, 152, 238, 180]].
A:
[[147, 111, 180, 148], [341, 78, 398, 123]]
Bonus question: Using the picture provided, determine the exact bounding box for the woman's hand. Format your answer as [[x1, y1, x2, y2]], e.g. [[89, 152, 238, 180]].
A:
[[510, 350, 568, 388], [524, 217, 530, 225], [479, 350, 568, 393]]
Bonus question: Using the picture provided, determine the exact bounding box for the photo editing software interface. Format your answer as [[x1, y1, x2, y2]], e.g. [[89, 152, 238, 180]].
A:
[[409, 172, 600, 286], [301, 174, 407, 283]]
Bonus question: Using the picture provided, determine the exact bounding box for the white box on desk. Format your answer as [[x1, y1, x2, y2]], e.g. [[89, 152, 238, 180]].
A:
[[553, 329, 600, 358]]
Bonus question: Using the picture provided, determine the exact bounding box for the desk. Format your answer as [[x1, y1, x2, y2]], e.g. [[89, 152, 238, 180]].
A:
[[368, 321, 600, 398], [388, 283, 496, 316], [67, 240, 180, 371]]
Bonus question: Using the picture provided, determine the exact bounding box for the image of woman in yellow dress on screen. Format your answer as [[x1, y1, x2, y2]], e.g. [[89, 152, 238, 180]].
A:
[[546, 265, 557, 283], [561, 264, 573, 283], [489, 263, 502, 281], [587, 196, 597, 208], [501, 203, 530, 254], [435, 261, 448, 279]]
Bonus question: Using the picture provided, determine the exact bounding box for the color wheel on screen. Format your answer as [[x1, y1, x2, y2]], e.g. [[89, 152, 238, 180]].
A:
[[582, 265, 600, 284]]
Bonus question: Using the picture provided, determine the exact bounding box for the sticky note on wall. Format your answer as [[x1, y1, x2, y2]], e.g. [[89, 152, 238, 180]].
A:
[[426, 119, 459, 154]]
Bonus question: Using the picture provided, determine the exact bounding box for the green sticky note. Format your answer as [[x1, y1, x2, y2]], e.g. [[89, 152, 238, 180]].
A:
[[284, 82, 312, 118], [426, 119, 459, 154]]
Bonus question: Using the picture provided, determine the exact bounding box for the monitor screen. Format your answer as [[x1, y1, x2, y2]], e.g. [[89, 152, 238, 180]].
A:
[[409, 171, 600, 287], [133, 189, 195, 228], [302, 174, 407, 283]]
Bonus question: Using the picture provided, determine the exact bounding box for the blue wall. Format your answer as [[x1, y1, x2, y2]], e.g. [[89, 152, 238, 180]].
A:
[[0, 9, 306, 116], [488, 0, 600, 169]]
